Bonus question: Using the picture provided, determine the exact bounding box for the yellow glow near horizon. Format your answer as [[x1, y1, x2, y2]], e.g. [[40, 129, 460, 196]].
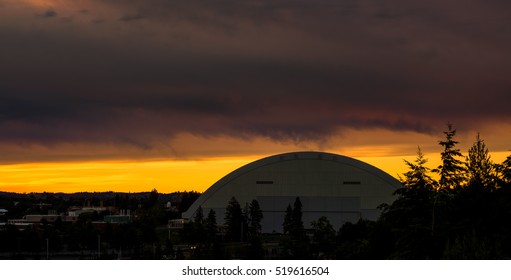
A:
[[0, 158, 256, 194], [0, 151, 509, 194]]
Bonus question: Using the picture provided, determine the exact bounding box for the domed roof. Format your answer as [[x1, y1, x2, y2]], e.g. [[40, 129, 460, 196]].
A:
[[182, 151, 401, 232]]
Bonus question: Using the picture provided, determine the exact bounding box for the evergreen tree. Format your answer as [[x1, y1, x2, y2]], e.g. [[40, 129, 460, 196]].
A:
[[281, 197, 309, 258], [283, 204, 293, 234], [400, 147, 437, 191], [435, 123, 466, 190], [498, 154, 511, 185], [194, 206, 204, 224], [205, 209, 217, 242], [380, 147, 442, 258], [224, 197, 244, 242], [282, 198, 305, 239], [248, 200, 263, 237], [247, 200, 264, 259], [193, 206, 205, 243], [291, 197, 305, 239], [466, 133, 497, 189]]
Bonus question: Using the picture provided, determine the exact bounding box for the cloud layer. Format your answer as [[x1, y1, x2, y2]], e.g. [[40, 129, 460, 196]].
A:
[[1, 0, 511, 161]]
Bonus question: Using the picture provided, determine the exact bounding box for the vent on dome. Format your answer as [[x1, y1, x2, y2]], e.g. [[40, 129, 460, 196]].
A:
[[256, 180, 274, 185], [343, 181, 361, 185]]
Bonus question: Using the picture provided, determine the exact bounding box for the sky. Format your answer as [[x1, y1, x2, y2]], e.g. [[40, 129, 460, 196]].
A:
[[1, 0, 511, 193]]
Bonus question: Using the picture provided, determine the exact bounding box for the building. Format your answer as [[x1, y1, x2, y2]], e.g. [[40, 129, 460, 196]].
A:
[[182, 151, 402, 233], [103, 215, 131, 224], [67, 206, 109, 217]]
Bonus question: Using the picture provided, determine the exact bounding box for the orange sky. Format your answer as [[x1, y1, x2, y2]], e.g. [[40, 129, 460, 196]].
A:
[[1, 151, 509, 194], [1, 131, 509, 194]]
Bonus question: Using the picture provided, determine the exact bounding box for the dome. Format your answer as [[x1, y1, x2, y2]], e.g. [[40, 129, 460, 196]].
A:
[[182, 151, 401, 233]]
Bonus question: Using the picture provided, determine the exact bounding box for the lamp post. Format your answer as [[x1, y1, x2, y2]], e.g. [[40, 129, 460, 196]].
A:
[[46, 238, 49, 260]]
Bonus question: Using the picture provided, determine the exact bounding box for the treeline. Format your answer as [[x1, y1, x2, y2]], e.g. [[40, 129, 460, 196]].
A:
[[311, 124, 511, 259], [180, 198, 265, 259], [377, 124, 511, 259], [325, 124, 511, 259]]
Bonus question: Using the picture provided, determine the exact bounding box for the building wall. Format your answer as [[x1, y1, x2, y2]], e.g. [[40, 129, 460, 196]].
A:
[[183, 152, 401, 233]]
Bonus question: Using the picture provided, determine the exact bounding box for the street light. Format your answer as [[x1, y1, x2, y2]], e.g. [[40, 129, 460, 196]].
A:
[[46, 238, 49, 260]]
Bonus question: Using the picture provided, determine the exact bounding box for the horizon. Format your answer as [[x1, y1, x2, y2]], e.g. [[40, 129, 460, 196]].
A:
[[1, 1, 511, 194], [2, 149, 510, 194]]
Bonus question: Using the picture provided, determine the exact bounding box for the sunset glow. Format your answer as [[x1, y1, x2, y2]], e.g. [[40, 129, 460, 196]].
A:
[[0, 157, 255, 194], [1, 150, 509, 194]]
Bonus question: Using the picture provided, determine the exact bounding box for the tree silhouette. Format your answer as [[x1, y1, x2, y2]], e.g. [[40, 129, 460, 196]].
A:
[[193, 206, 205, 244], [435, 123, 466, 190], [224, 197, 244, 242], [291, 197, 305, 240], [204, 209, 217, 241], [283, 204, 293, 234], [281, 197, 309, 258], [466, 133, 497, 189], [498, 154, 511, 185], [400, 147, 436, 191], [381, 148, 438, 259], [248, 199, 263, 237], [204, 209, 224, 259], [311, 216, 336, 257], [247, 200, 264, 258], [194, 206, 204, 224], [282, 197, 306, 240]]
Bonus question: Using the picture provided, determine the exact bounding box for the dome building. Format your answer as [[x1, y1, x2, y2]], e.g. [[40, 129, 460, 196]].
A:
[[182, 151, 401, 233]]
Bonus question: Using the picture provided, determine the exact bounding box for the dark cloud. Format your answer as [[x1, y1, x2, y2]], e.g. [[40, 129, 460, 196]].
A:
[[1, 0, 511, 159]]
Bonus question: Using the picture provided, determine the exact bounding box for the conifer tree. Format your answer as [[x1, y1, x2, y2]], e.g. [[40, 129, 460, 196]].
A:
[[248, 199, 263, 237], [205, 209, 217, 242], [400, 147, 437, 191], [435, 123, 466, 190], [499, 154, 511, 185], [393, 147, 438, 247], [281, 197, 309, 258], [291, 197, 305, 240], [193, 206, 205, 243], [282, 198, 305, 238], [466, 133, 497, 189], [194, 206, 204, 224], [247, 200, 264, 258], [224, 197, 244, 242]]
